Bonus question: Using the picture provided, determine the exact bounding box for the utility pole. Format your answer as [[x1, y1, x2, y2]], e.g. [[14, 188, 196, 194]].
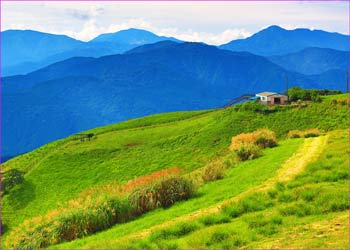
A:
[[346, 70, 349, 93], [285, 75, 289, 103]]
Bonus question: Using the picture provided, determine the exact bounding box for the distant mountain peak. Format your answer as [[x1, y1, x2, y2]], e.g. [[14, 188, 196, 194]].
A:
[[90, 28, 180, 44], [263, 25, 285, 32], [220, 25, 349, 56]]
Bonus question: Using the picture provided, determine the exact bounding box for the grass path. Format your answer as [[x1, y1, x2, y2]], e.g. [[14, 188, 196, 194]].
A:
[[114, 135, 329, 242]]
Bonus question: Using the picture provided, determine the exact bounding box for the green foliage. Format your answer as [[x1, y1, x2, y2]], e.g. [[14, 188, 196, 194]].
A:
[[230, 129, 277, 161], [287, 87, 341, 102], [254, 129, 278, 148], [235, 143, 262, 161], [233, 101, 270, 113], [1, 169, 25, 194], [156, 176, 195, 208], [201, 162, 226, 183], [288, 128, 320, 139]]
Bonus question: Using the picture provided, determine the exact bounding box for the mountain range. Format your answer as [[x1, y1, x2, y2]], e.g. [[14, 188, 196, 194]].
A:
[[220, 25, 349, 56], [1, 28, 179, 76], [2, 25, 349, 161], [268, 47, 349, 75]]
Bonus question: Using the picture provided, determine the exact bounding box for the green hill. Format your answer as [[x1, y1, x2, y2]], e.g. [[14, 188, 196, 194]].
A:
[[2, 94, 349, 248]]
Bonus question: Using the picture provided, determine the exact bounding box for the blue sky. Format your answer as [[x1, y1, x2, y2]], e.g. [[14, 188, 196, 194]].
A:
[[1, 1, 349, 45]]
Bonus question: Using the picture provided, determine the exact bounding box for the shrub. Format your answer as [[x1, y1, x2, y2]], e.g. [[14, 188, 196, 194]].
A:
[[337, 98, 350, 106], [288, 128, 320, 139], [202, 162, 225, 183], [156, 176, 195, 208], [230, 133, 256, 150], [253, 129, 278, 148], [234, 101, 269, 113], [287, 87, 338, 102], [129, 175, 195, 214], [2, 169, 25, 194], [304, 129, 320, 137], [230, 129, 277, 158], [287, 130, 303, 138], [235, 143, 262, 161]]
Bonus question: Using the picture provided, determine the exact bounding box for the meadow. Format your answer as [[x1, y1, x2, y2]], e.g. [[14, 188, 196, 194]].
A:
[[2, 94, 349, 248]]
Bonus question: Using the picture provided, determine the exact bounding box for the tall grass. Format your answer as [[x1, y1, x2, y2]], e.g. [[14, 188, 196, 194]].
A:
[[6, 168, 195, 249]]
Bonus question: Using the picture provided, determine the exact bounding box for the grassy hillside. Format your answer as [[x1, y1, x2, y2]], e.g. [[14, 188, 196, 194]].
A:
[[52, 129, 348, 249], [2, 94, 349, 248]]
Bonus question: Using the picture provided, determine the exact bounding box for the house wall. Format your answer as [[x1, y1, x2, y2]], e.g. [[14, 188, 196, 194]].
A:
[[257, 95, 288, 105]]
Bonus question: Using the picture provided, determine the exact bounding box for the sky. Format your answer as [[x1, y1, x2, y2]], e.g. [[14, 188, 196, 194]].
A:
[[1, 1, 349, 45]]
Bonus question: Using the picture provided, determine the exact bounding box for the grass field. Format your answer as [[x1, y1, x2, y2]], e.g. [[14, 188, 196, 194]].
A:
[[2, 94, 349, 248], [52, 130, 348, 249]]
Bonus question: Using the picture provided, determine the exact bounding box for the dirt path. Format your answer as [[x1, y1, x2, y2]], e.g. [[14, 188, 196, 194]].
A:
[[108, 136, 329, 242]]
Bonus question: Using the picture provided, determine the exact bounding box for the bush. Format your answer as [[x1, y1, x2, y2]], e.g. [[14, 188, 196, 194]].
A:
[[287, 130, 303, 138], [288, 87, 339, 102], [129, 175, 195, 214], [234, 101, 269, 113], [230, 129, 277, 155], [304, 128, 320, 137], [235, 143, 262, 161], [230, 133, 256, 150], [253, 129, 278, 148], [202, 162, 225, 183], [335, 98, 350, 106], [2, 169, 25, 194], [288, 128, 320, 139]]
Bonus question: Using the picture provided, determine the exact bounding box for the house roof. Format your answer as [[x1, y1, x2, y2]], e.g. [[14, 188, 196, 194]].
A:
[[256, 92, 277, 97]]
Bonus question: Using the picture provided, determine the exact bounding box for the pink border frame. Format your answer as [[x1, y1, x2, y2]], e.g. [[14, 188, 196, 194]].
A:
[[0, 1, 349, 249]]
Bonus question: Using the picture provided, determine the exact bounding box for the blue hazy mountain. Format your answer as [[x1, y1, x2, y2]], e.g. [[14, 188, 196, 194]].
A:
[[220, 25, 349, 56], [2, 30, 85, 74], [90, 28, 180, 44], [4, 41, 330, 161], [268, 47, 349, 75], [1, 28, 181, 76], [124, 40, 180, 54]]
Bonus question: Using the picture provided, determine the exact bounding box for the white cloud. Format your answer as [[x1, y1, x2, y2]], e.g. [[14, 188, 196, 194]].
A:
[[65, 18, 154, 41], [2, 1, 348, 44], [157, 28, 251, 45]]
